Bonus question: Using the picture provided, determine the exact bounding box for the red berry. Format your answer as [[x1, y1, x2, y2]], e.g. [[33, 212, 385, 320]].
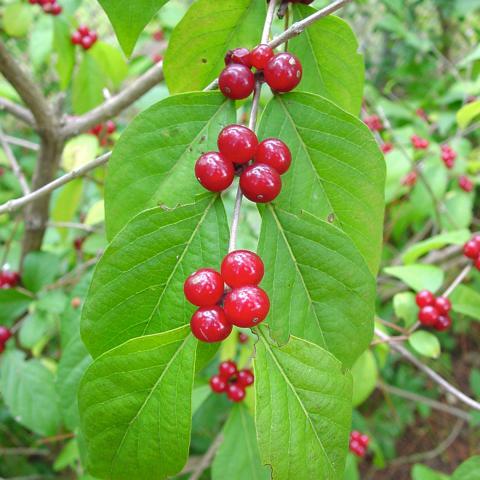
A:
[[238, 332, 249, 343], [190, 306, 232, 343], [418, 305, 439, 327], [81, 35, 95, 50], [152, 54, 163, 64], [402, 171, 417, 187], [381, 142, 393, 153], [78, 25, 89, 36], [90, 124, 103, 136], [221, 250, 264, 288], [223, 285, 270, 328], [72, 32, 82, 44], [254, 138, 291, 175], [50, 3, 62, 15], [0, 271, 20, 289], [359, 434, 369, 447], [219, 64, 255, 100], [184, 268, 224, 307], [264, 53, 302, 93], [153, 30, 164, 42], [435, 296, 451, 315], [459, 175, 474, 193], [0, 326, 12, 343], [415, 290, 435, 308], [226, 383, 246, 402], [433, 315, 452, 332], [463, 240, 480, 259], [237, 369, 254, 387], [475, 257, 480, 271], [250, 44, 274, 70], [73, 237, 85, 251], [29, 0, 38, 4], [195, 152, 234, 192], [226, 48, 251, 67], [350, 431, 361, 441], [218, 360, 237, 380], [240, 164, 282, 203], [106, 120, 116, 134], [349, 439, 366, 457], [217, 125, 258, 164], [363, 115, 383, 132], [89, 31, 98, 43], [209, 374, 227, 393], [411, 134, 429, 150]]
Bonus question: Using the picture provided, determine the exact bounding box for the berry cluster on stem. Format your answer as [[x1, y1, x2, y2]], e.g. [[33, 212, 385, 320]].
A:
[[0, 326, 12, 354], [71, 26, 98, 50], [458, 175, 474, 192], [28, 0, 62, 15], [349, 431, 369, 458], [416, 290, 452, 331], [463, 234, 480, 269], [89, 120, 116, 146], [0, 269, 20, 289], [411, 134, 429, 150], [441, 144, 456, 169], [363, 114, 383, 132], [209, 360, 254, 402]]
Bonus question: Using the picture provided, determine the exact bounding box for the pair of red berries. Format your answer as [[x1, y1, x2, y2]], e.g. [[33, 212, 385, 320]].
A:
[[416, 290, 452, 331], [459, 175, 474, 193], [411, 134, 429, 150], [89, 120, 116, 146], [209, 360, 254, 402], [195, 124, 291, 203], [441, 145, 456, 169], [219, 44, 302, 100], [71, 26, 98, 50], [463, 234, 480, 270], [0, 270, 20, 289], [0, 326, 12, 354], [184, 250, 270, 343], [349, 431, 369, 458], [28, 0, 62, 15], [363, 115, 383, 132]]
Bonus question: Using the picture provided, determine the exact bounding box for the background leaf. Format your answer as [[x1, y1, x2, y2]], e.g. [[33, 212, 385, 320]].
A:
[[409, 331, 441, 359], [53, 17, 76, 89], [22, 251, 60, 293], [450, 285, 480, 321], [351, 350, 378, 406], [383, 264, 445, 293], [452, 456, 480, 480], [72, 54, 106, 115]]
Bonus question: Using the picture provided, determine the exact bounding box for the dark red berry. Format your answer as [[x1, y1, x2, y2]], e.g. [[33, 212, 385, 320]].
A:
[[223, 285, 270, 328], [153, 30, 164, 42], [226, 48, 251, 67], [217, 125, 258, 164], [463, 240, 480, 259], [184, 268, 224, 307], [195, 152, 234, 192], [90, 124, 103, 136], [349, 439, 366, 457], [411, 134, 429, 150], [209, 374, 227, 393], [434, 296, 451, 315], [415, 290, 435, 308], [190, 306, 232, 343], [475, 257, 480, 271], [0, 326, 12, 343], [433, 314, 452, 332], [240, 163, 282, 203], [89, 31, 98, 43], [81, 35, 95, 50], [254, 138, 291, 175], [106, 120, 116, 134], [219, 64, 255, 100], [238, 332, 249, 343], [264, 53, 302, 93], [237, 369, 254, 387], [0, 271, 20, 289], [50, 3, 62, 15], [363, 115, 383, 132], [418, 305, 439, 327], [221, 250, 264, 288], [218, 360, 237, 380], [381, 142, 393, 154], [71, 31, 82, 44], [459, 175, 474, 192], [250, 44, 274, 70], [226, 383, 246, 402], [78, 25, 89, 36]]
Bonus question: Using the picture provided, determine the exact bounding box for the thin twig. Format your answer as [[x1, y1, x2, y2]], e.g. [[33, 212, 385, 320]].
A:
[[0, 125, 30, 194], [0, 97, 34, 126], [47, 221, 99, 233], [443, 264, 472, 297], [1, 216, 21, 266], [189, 434, 224, 480], [4, 135, 39, 151], [0, 447, 49, 457]]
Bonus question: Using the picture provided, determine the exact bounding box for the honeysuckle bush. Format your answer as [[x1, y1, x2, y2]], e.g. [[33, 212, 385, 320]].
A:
[[0, 1, 479, 479]]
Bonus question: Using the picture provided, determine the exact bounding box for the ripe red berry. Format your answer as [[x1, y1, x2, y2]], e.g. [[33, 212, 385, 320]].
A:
[[250, 44, 274, 70], [264, 53, 302, 93], [411, 134, 429, 150], [459, 175, 474, 193], [184, 268, 224, 307], [219, 64, 255, 100], [50, 3, 62, 15], [0, 326, 12, 343], [237, 369, 254, 387], [402, 171, 417, 187], [363, 115, 383, 132], [463, 240, 480, 259], [418, 305, 439, 327], [433, 315, 452, 332], [475, 257, 480, 271], [254, 138, 291, 175], [381, 142, 393, 154], [226, 383, 246, 402], [209, 374, 227, 393], [106, 120, 116, 134], [223, 285, 270, 328], [0, 271, 20, 289], [90, 124, 103, 136], [221, 250, 264, 288], [224, 48, 252, 67], [190, 306, 232, 343], [240, 163, 282, 203], [195, 152, 234, 192], [81, 35, 95, 50], [349, 439, 366, 457], [71, 31, 82, 45], [218, 360, 237, 380], [153, 30, 164, 42], [415, 290, 435, 308], [217, 125, 258, 164], [434, 296, 451, 315], [78, 25, 89, 36]]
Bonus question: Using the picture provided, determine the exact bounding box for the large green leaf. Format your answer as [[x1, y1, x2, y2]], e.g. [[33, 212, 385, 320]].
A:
[[450, 285, 480, 321], [351, 349, 377, 406], [257, 92, 385, 275], [383, 264, 444, 293], [290, 4, 364, 115], [254, 330, 352, 480], [81, 196, 228, 358], [164, 0, 266, 93], [97, 0, 168, 56], [212, 405, 270, 480], [257, 207, 375, 367], [452, 456, 480, 480], [105, 91, 235, 238], [0, 289, 31, 324], [79, 326, 197, 480], [72, 54, 106, 115]]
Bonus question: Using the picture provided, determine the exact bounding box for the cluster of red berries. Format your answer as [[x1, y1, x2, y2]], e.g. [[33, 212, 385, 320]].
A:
[[195, 124, 291, 203], [363, 114, 383, 132], [441, 144, 456, 169], [184, 250, 269, 343], [71, 26, 98, 50], [349, 431, 369, 458], [459, 175, 474, 193], [0, 326, 12, 354], [416, 290, 452, 331], [411, 134, 429, 150], [219, 44, 302, 100], [209, 360, 254, 402], [463, 234, 480, 269], [89, 120, 116, 146], [0, 269, 20, 289], [28, 0, 62, 15]]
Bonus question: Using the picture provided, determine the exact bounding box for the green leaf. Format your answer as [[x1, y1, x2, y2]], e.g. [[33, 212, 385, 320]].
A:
[[441, 191, 474, 231], [3, 3, 34, 37], [62, 134, 99, 172], [22, 251, 60, 292], [82, 196, 228, 358], [457, 100, 480, 129], [452, 456, 480, 480], [0, 289, 31, 324], [257, 92, 385, 275], [450, 285, 480, 321], [164, 0, 266, 93], [105, 91, 235, 238], [79, 326, 197, 480], [53, 17, 76, 89], [97, 0, 169, 56], [409, 331, 441, 359], [257, 206, 375, 367], [383, 264, 444, 293], [52, 179, 84, 239], [290, 4, 364, 115], [254, 330, 352, 480], [19, 310, 55, 349], [212, 405, 270, 480], [29, 15, 54, 70], [85, 200, 104, 226], [1, 350, 61, 436], [89, 42, 128, 89], [393, 292, 418, 327], [53, 439, 80, 472], [412, 464, 449, 480], [351, 350, 377, 406]]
